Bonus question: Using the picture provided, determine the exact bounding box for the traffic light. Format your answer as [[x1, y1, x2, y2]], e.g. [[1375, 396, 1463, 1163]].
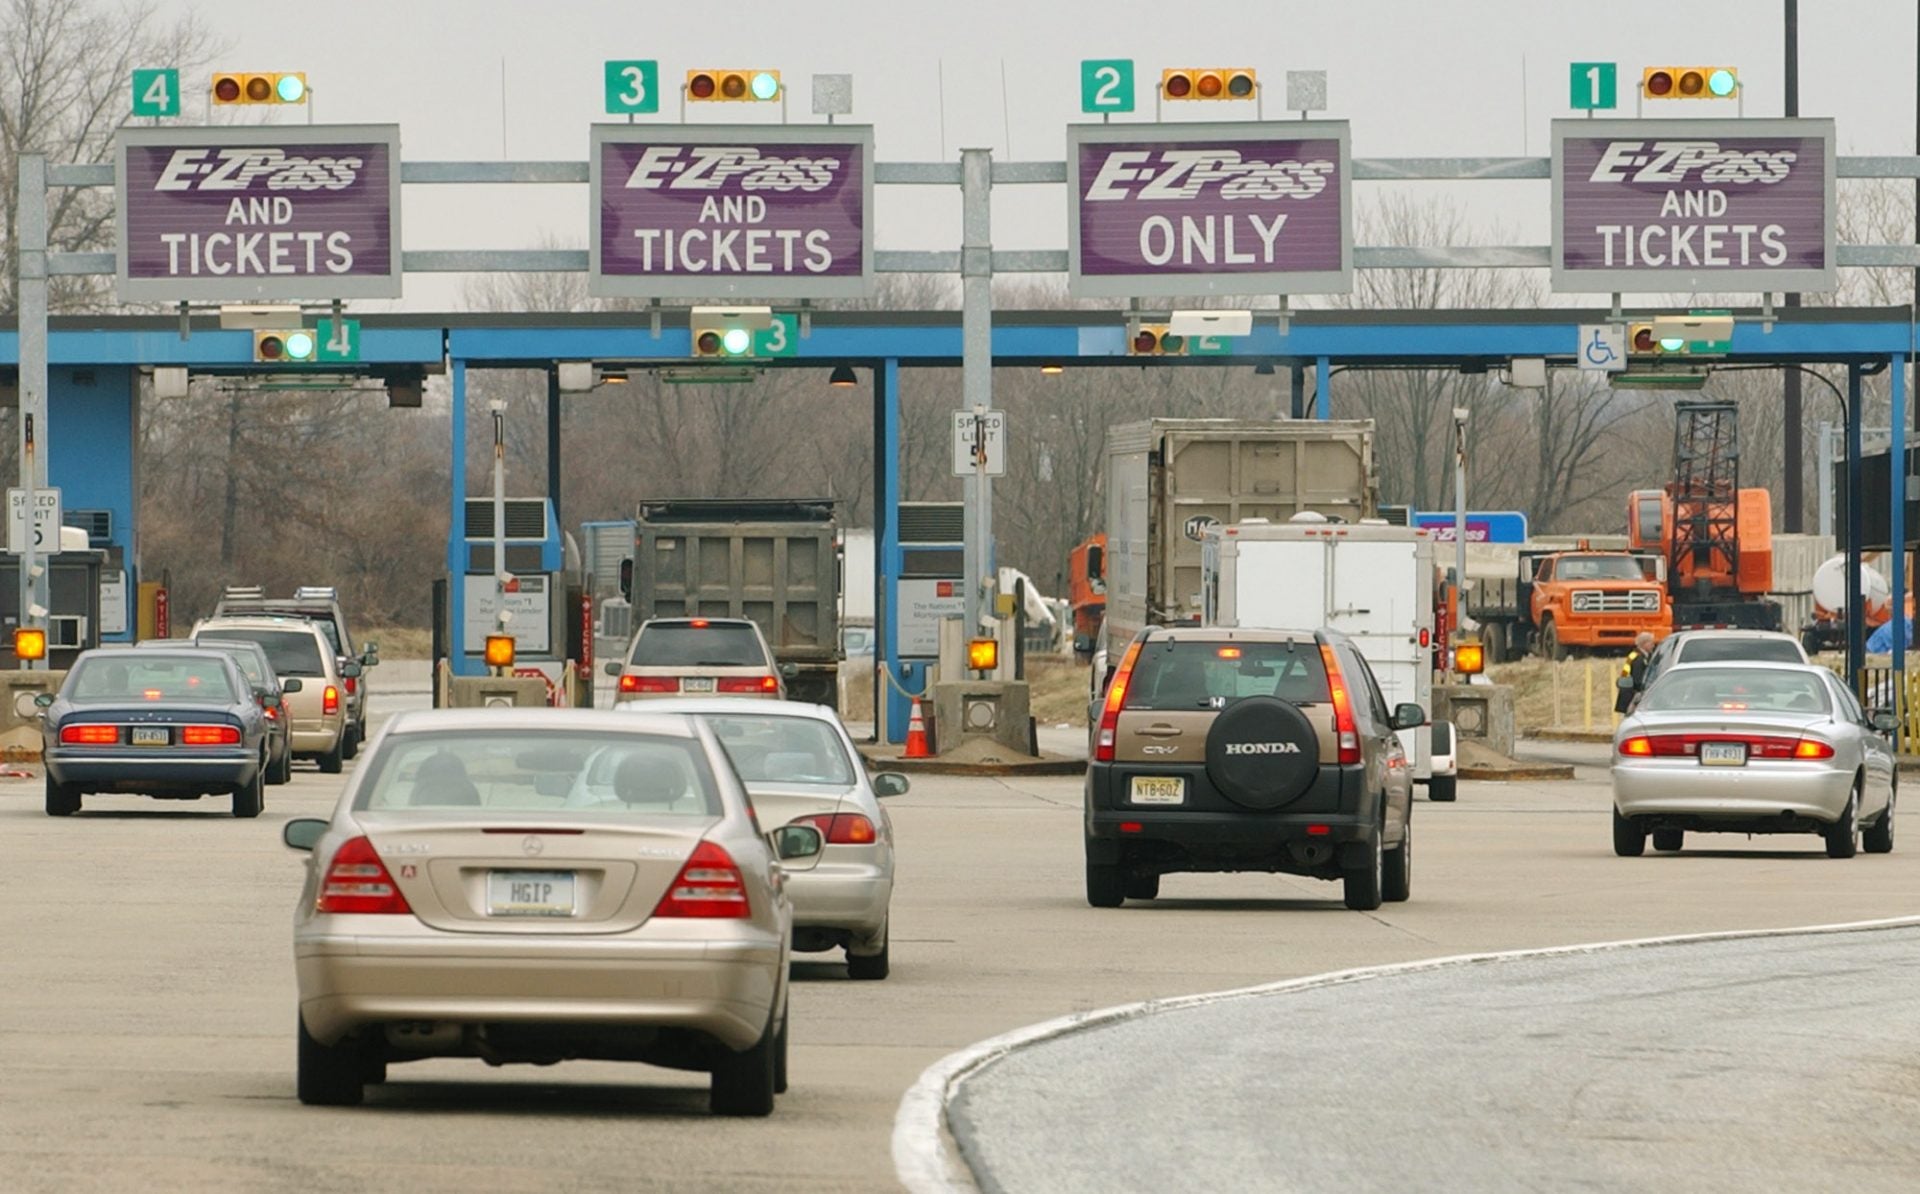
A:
[[13, 627, 45, 662], [691, 322, 754, 359], [1626, 322, 1682, 356], [212, 72, 307, 105], [1129, 325, 1187, 356], [1160, 69, 1256, 101], [1630, 316, 1734, 357], [254, 329, 317, 364], [685, 70, 782, 102], [1640, 66, 1737, 100]]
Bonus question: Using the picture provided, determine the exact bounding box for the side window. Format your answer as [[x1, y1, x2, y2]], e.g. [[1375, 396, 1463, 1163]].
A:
[[1828, 674, 1867, 722], [1345, 647, 1392, 730]]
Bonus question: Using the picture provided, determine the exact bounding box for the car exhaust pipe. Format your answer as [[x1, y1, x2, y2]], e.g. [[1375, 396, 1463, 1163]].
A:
[[1288, 840, 1331, 866]]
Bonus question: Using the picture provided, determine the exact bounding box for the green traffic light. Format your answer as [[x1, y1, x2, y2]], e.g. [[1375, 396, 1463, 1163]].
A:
[[749, 71, 779, 101], [286, 331, 316, 359], [1706, 69, 1735, 97], [275, 74, 306, 102], [1658, 337, 1686, 353], [721, 327, 752, 355]]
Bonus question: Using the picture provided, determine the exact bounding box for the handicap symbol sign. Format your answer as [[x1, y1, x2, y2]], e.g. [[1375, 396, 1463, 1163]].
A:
[[1577, 324, 1626, 372]]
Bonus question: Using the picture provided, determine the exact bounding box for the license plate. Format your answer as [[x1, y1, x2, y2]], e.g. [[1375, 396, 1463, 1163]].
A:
[[683, 677, 716, 693], [487, 871, 576, 917], [1699, 743, 1747, 767], [1131, 776, 1186, 805], [130, 726, 167, 747]]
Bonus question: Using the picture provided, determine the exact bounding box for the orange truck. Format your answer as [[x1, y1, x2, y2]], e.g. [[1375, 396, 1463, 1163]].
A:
[[1468, 546, 1672, 661], [1067, 535, 1106, 661]]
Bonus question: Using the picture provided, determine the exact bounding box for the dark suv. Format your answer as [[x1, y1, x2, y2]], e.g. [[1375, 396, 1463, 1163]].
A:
[[1084, 626, 1424, 911]]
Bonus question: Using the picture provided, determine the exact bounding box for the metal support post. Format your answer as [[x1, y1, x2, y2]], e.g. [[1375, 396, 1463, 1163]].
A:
[[16, 153, 50, 666], [1846, 364, 1866, 685], [447, 361, 468, 671], [1815, 421, 1834, 538], [960, 147, 994, 635], [1892, 354, 1908, 715], [492, 404, 508, 647], [546, 367, 562, 530], [879, 357, 907, 742], [1783, 0, 1804, 532], [1452, 408, 1470, 681], [1315, 357, 1331, 420], [1289, 365, 1305, 420]]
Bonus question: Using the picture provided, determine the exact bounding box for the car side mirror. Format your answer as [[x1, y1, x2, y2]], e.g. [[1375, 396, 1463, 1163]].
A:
[[361, 645, 380, 666], [603, 661, 622, 677], [771, 825, 824, 870], [262, 693, 282, 709], [872, 772, 910, 798], [1871, 710, 1899, 733], [340, 660, 363, 679], [280, 677, 304, 693], [283, 818, 328, 852], [1389, 703, 1428, 731], [31, 691, 54, 710], [779, 662, 799, 679]]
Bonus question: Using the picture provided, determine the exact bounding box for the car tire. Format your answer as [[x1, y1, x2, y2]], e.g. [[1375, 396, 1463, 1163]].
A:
[[710, 1009, 778, 1117], [1343, 827, 1384, 911], [846, 921, 889, 981], [233, 764, 264, 819], [296, 1014, 365, 1106], [1382, 819, 1411, 903], [317, 739, 345, 775], [1652, 827, 1684, 853], [1865, 788, 1896, 855], [1124, 872, 1160, 900], [1427, 774, 1458, 803], [1612, 806, 1646, 857], [772, 1004, 790, 1095], [270, 743, 293, 786], [341, 724, 360, 762], [45, 776, 80, 817], [1826, 786, 1860, 859], [1085, 856, 1126, 908]]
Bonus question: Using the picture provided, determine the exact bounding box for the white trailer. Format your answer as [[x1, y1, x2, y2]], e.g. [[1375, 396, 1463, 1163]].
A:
[[1203, 517, 1456, 801]]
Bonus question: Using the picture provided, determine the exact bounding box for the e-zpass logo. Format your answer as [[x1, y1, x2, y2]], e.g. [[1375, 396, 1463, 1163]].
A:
[[1587, 140, 1797, 186], [623, 146, 844, 193], [1084, 148, 1335, 202], [153, 148, 363, 193]]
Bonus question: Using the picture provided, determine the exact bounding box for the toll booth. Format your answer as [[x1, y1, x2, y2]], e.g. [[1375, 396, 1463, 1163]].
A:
[[444, 497, 586, 702], [885, 502, 967, 742], [0, 530, 108, 669]]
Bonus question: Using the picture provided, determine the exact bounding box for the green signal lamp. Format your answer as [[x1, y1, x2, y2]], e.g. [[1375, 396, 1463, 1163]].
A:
[[275, 73, 306, 102], [749, 71, 780, 101], [721, 327, 752, 355]]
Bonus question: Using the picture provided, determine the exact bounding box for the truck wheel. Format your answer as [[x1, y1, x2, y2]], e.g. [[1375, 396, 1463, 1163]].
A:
[[1539, 616, 1567, 661], [1481, 624, 1505, 665]]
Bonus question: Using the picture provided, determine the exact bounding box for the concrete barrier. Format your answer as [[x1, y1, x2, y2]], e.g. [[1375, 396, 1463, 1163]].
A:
[[0, 669, 65, 760], [1432, 683, 1516, 757], [932, 680, 1033, 757], [445, 676, 550, 709]]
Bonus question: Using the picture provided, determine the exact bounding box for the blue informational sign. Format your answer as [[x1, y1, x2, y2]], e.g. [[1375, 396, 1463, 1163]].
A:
[[1412, 511, 1530, 544]]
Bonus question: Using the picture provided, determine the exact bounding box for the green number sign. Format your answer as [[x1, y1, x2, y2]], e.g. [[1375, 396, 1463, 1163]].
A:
[[754, 314, 798, 358], [1569, 62, 1616, 111], [131, 68, 180, 118], [1187, 334, 1234, 357], [315, 318, 360, 364], [604, 60, 660, 115], [1080, 59, 1135, 114]]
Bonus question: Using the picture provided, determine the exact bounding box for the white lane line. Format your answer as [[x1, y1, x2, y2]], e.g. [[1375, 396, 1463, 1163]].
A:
[[892, 913, 1920, 1193]]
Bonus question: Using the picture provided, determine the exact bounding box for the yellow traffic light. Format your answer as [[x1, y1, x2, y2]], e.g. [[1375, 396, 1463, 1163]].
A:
[[13, 627, 46, 662], [1160, 68, 1256, 101], [254, 329, 317, 364], [484, 634, 516, 669], [1454, 640, 1484, 676], [212, 72, 307, 105], [686, 69, 781, 102], [967, 638, 999, 671], [1129, 325, 1187, 356], [1641, 66, 1737, 100]]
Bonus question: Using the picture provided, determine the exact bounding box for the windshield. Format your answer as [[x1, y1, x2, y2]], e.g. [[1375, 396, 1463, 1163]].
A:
[[1556, 555, 1647, 581], [703, 714, 856, 785], [1639, 667, 1831, 716], [198, 628, 325, 677], [1126, 641, 1331, 711], [67, 654, 241, 704], [630, 623, 768, 667], [357, 730, 722, 816], [1676, 638, 1804, 665]]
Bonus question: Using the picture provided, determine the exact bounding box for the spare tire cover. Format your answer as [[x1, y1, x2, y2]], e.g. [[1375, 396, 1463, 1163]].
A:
[[1204, 696, 1322, 811]]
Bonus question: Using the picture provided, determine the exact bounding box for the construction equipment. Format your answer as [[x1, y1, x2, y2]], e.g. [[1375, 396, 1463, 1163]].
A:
[[1067, 534, 1106, 661], [1466, 544, 1670, 662]]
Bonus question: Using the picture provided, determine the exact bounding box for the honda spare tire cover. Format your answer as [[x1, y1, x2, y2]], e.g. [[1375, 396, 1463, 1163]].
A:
[[1205, 695, 1321, 811]]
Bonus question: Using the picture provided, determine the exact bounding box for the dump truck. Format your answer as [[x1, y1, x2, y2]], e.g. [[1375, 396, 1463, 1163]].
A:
[[1067, 534, 1106, 661], [1466, 545, 1672, 661], [618, 499, 842, 705]]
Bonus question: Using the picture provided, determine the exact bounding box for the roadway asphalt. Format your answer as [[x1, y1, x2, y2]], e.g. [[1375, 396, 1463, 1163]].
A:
[[946, 925, 1920, 1194], [7, 675, 1920, 1191]]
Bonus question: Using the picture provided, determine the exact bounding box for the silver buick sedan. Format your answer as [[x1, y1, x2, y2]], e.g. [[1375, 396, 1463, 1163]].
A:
[[1611, 662, 1897, 859]]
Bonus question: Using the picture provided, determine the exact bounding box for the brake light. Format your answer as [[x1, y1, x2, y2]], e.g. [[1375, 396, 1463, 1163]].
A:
[[1620, 735, 1653, 756], [619, 674, 679, 694], [1620, 733, 1835, 760], [792, 812, 877, 845], [653, 840, 750, 918], [1095, 640, 1145, 762], [316, 836, 412, 915], [1793, 738, 1836, 760], [344, 676, 358, 695], [690, 619, 710, 629], [262, 704, 279, 721], [322, 685, 339, 715], [180, 724, 241, 745], [59, 724, 119, 745], [718, 675, 780, 694], [1318, 643, 1361, 765]]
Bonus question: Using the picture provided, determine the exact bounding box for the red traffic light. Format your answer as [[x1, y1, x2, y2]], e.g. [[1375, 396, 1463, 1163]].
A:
[[688, 72, 716, 99], [696, 330, 721, 355], [1164, 74, 1191, 98], [1632, 325, 1655, 353], [1645, 70, 1673, 97], [213, 76, 241, 102], [1133, 329, 1160, 353], [258, 335, 285, 360]]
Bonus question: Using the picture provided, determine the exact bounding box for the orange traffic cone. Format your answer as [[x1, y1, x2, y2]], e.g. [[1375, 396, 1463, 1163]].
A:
[[904, 697, 931, 759]]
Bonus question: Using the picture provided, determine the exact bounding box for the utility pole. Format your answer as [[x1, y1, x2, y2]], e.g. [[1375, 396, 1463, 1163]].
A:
[[960, 147, 994, 635], [16, 154, 50, 667], [1451, 407, 1470, 681], [1782, 0, 1804, 532]]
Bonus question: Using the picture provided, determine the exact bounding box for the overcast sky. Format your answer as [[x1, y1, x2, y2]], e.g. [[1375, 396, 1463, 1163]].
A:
[[159, 0, 1918, 310]]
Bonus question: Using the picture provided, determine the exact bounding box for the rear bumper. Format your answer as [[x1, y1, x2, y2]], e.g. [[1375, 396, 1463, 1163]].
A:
[[787, 861, 891, 936], [1084, 764, 1376, 869], [290, 724, 343, 752], [1612, 761, 1854, 823], [47, 751, 256, 792]]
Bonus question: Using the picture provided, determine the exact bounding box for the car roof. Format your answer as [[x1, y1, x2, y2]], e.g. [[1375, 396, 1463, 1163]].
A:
[[85, 645, 232, 662], [382, 707, 701, 738], [1143, 625, 1323, 644], [1668, 629, 1802, 644], [195, 615, 330, 638], [1660, 659, 1829, 674], [626, 697, 841, 722], [640, 617, 759, 629]]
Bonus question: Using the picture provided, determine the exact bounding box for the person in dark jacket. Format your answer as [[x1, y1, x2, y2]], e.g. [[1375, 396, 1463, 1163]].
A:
[[1614, 631, 1656, 715]]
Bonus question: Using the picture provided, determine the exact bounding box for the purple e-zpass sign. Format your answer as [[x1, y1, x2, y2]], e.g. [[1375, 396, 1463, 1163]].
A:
[[114, 125, 401, 302], [590, 125, 873, 300], [1067, 121, 1351, 298], [1552, 117, 1836, 293]]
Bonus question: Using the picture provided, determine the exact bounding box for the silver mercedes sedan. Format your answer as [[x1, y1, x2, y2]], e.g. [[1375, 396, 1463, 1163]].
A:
[[283, 708, 823, 1115], [1611, 662, 1897, 859]]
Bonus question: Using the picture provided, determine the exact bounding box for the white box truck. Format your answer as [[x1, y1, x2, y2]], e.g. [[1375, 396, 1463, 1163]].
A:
[[1203, 517, 1457, 801]]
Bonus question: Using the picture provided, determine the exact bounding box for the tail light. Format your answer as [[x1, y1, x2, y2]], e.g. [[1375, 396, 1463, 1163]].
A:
[[1318, 643, 1361, 764], [262, 703, 279, 721], [1619, 733, 1835, 760], [322, 685, 340, 715], [180, 724, 242, 745], [792, 812, 877, 845], [653, 840, 750, 919], [1619, 735, 1653, 756], [344, 676, 358, 695], [316, 836, 412, 915], [1095, 640, 1145, 762], [718, 675, 780, 694], [59, 724, 119, 745], [619, 674, 679, 694]]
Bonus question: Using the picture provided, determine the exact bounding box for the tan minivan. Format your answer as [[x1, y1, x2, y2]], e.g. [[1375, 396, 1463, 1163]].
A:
[[192, 616, 357, 773]]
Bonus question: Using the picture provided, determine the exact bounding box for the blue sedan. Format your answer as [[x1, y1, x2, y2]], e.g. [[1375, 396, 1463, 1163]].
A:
[[40, 648, 273, 818]]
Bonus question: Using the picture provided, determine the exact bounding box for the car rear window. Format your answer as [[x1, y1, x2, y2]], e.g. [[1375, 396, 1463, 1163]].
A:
[[1126, 641, 1331, 711], [1640, 666, 1831, 715], [702, 714, 856, 786], [194, 640, 268, 688], [630, 623, 767, 668], [69, 654, 240, 703], [200, 628, 325, 677], [356, 731, 722, 817], [1675, 638, 1804, 665]]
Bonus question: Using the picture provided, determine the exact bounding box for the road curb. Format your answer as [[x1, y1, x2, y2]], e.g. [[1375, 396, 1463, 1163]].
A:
[[891, 913, 1920, 1193], [855, 752, 1086, 778], [1456, 763, 1576, 781], [1527, 729, 1615, 743]]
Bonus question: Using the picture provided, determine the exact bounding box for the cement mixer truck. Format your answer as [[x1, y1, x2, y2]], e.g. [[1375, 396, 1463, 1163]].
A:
[[1800, 555, 1892, 653]]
